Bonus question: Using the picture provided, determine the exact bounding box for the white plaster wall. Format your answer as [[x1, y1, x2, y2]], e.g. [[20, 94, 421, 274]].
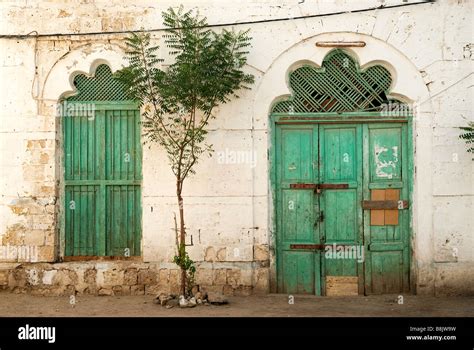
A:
[[0, 0, 472, 295]]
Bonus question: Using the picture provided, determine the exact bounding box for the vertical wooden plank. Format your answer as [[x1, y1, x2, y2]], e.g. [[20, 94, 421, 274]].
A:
[[123, 110, 129, 179], [126, 111, 131, 180], [97, 110, 104, 181], [72, 186, 80, 255], [135, 110, 142, 180], [79, 114, 86, 180], [64, 117, 71, 180], [275, 125, 283, 292], [80, 186, 87, 255], [120, 185, 127, 254], [401, 122, 411, 292], [126, 186, 131, 254], [87, 116, 93, 180], [107, 110, 113, 180], [114, 110, 121, 180], [114, 186, 120, 255], [104, 110, 110, 179], [112, 186, 116, 256], [127, 186, 134, 255], [105, 186, 110, 256], [355, 124, 364, 295], [85, 186, 90, 255], [283, 251, 297, 294], [73, 114, 80, 179], [64, 187, 71, 256], [88, 186, 94, 255], [362, 124, 372, 294], [297, 252, 314, 294], [314, 251, 322, 296], [98, 109, 106, 256], [90, 186, 96, 256], [135, 186, 141, 256]]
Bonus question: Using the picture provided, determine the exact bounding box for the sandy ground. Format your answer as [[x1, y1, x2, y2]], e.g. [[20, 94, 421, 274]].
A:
[[0, 292, 473, 317]]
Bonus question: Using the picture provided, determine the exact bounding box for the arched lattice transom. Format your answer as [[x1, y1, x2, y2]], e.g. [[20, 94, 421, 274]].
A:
[[66, 64, 129, 101], [272, 50, 405, 114]]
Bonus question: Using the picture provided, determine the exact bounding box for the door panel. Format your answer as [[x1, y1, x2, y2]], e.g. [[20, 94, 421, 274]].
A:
[[370, 251, 403, 294], [369, 127, 402, 182], [319, 125, 363, 294], [64, 185, 99, 256], [106, 185, 141, 256], [64, 104, 142, 257], [280, 129, 314, 182], [321, 128, 358, 182], [276, 125, 320, 294], [324, 190, 358, 243], [281, 190, 314, 242], [364, 124, 410, 294], [282, 251, 316, 294]]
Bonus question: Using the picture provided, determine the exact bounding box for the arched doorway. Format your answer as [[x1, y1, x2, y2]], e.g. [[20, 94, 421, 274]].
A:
[[271, 50, 412, 295]]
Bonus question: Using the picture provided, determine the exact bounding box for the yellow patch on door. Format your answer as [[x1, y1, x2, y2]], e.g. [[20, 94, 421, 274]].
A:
[[326, 276, 358, 296], [370, 189, 400, 226]]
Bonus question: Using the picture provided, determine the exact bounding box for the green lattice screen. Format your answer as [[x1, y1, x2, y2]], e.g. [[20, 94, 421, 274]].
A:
[[66, 64, 129, 101], [272, 50, 406, 114]]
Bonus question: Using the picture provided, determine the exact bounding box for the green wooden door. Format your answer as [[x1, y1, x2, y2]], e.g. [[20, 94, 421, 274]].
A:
[[363, 123, 410, 294], [275, 125, 321, 294], [275, 122, 410, 295], [319, 125, 363, 295], [63, 103, 142, 256]]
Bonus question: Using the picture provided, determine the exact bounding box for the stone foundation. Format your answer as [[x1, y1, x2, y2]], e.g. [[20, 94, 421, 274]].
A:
[[0, 261, 270, 296]]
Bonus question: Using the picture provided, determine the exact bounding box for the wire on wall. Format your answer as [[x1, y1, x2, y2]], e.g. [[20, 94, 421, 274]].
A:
[[0, 1, 435, 39]]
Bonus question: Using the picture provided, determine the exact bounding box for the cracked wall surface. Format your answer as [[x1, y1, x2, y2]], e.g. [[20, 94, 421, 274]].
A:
[[0, 0, 472, 295]]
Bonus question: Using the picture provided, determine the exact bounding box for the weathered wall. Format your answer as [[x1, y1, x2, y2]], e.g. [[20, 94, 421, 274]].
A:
[[0, 0, 472, 296]]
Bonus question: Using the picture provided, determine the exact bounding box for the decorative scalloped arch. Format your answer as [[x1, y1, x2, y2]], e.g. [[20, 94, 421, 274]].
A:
[[252, 32, 431, 126], [271, 49, 405, 114], [42, 43, 127, 102], [65, 64, 129, 101]]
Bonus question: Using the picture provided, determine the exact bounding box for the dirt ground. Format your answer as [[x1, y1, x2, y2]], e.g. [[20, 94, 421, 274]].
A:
[[0, 292, 472, 317]]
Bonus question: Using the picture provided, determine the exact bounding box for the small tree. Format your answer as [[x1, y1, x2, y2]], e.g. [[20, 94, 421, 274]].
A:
[[117, 6, 254, 296], [459, 122, 474, 160]]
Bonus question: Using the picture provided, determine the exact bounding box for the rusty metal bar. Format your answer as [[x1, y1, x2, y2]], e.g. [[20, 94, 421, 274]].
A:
[[362, 200, 409, 210], [318, 184, 349, 189], [315, 41, 366, 47], [289, 183, 318, 189], [289, 183, 349, 190], [290, 244, 325, 250]]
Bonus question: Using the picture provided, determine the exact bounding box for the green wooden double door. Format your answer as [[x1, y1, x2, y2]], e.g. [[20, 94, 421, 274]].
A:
[[63, 103, 142, 257], [275, 122, 410, 295]]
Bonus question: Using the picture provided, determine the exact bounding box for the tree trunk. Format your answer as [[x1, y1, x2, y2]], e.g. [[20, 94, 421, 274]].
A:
[[177, 181, 186, 296]]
